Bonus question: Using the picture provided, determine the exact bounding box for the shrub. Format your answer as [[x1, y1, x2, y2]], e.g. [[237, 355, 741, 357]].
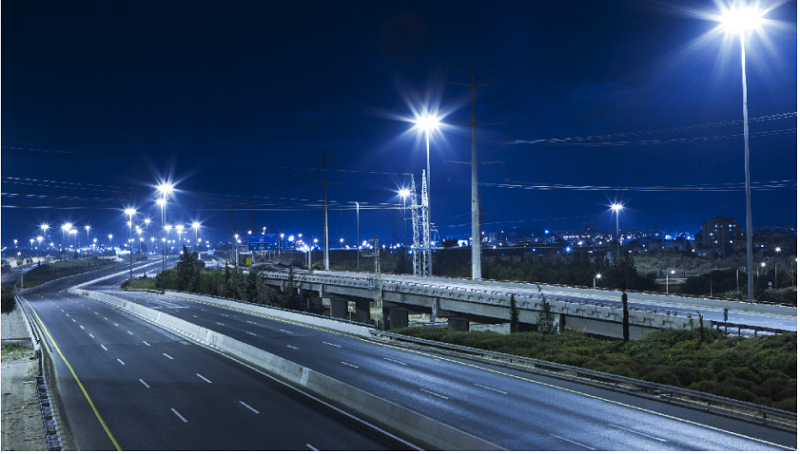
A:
[[1, 285, 16, 314]]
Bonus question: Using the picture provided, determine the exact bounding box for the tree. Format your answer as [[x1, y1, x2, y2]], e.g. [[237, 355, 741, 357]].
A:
[[441, 238, 458, 248], [281, 265, 300, 309], [176, 246, 197, 291], [509, 294, 520, 333], [536, 285, 555, 334]]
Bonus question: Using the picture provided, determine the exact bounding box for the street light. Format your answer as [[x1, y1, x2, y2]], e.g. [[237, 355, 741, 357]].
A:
[[124, 208, 136, 280], [414, 114, 441, 277], [61, 223, 73, 256], [611, 204, 623, 257], [192, 222, 200, 251], [775, 247, 781, 289], [156, 181, 175, 272], [667, 270, 675, 294], [594, 274, 601, 290], [716, 4, 766, 302]]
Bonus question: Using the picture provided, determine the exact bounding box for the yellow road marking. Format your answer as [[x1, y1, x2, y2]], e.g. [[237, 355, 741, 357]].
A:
[[169, 294, 792, 449], [21, 295, 122, 451]]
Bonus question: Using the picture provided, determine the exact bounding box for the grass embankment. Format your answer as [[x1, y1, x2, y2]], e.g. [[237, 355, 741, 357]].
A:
[[1, 344, 34, 362], [121, 277, 158, 290], [21, 258, 120, 288], [394, 327, 797, 412]]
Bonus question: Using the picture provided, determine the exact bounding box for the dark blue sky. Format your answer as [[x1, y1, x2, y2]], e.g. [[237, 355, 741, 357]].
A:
[[2, 0, 797, 247]]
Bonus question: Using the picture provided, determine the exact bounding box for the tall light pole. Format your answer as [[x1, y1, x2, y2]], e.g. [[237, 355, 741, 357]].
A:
[[157, 199, 167, 270], [61, 223, 72, 257], [667, 270, 675, 294], [775, 247, 780, 289], [192, 222, 200, 252], [125, 208, 136, 280], [717, 5, 765, 302], [414, 115, 440, 277], [156, 181, 175, 272], [356, 202, 360, 270], [611, 204, 623, 258]]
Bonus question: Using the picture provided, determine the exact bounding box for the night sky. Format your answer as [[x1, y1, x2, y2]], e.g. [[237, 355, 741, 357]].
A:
[[2, 0, 797, 248]]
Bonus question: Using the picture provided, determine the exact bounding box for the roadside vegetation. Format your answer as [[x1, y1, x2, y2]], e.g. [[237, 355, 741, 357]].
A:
[[130, 246, 302, 310], [1, 344, 33, 362], [393, 326, 796, 412], [1, 284, 17, 314]]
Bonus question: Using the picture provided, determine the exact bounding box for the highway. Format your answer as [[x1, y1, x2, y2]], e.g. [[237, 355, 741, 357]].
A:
[[19, 264, 412, 450], [76, 277, 795, 450], [314, 271, 797, 332]]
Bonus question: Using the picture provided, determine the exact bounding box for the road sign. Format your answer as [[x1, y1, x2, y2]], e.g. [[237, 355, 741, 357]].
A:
[[249, 234, 275, 244], [248, 242, 275, 251], [279, 241, 295, 250]]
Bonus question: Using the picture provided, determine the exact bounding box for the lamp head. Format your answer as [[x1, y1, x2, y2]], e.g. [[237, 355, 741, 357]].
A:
[[156, 199, 166, 207], [720, 6, 765, 34], [414, 114, 441, 132], [611, 203, 623, 212], [193, 222, 200, 229], [398, 188, 411, 198], [124, 208, 136, 216], [62, 223, 73, 231], [156, 182, 175, 196]]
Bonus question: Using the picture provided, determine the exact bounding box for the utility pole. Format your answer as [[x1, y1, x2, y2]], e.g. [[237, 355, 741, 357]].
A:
[[311, 155, 340, 271], [231, 206, 236, 266], [446, 66, 503, 281]]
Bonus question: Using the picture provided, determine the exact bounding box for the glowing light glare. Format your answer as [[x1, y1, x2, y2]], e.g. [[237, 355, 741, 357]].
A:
[[62, 223, 73, 231], [398, 188, 411, 198], [192, 222, 200, 229], [719, 6, 765, 33], [414, 114, 441, 132], [124, 208, 136, 216], [611, 203, 623, 212], [156, 182, 175, 196], [156, 199, 166, 207]]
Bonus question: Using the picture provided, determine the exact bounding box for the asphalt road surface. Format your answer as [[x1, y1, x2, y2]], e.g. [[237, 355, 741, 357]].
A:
[[85, 284, 795, 451], [20, 267, 412, 450]]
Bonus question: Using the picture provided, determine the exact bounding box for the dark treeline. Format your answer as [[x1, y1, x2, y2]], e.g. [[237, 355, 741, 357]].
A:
[[154, 246, 303, 310]]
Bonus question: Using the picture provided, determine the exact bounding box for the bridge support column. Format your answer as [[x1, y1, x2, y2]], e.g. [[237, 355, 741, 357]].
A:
[[326, 297, 349, 319], [430, 297, 439, 322], [354, 300, 371, 322], [448, 318, 470, 332], [382, 304, 409, 330]]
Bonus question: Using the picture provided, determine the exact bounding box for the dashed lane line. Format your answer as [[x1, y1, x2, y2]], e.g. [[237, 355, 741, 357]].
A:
[[163, 353, 174, 360], [117, 359, 125, 365], [171, 408, 188, 423], [550, 434, 595, 450], [139, 379, 150, 389], [240, 401, 260, 414], [196, 374, 212, 384]]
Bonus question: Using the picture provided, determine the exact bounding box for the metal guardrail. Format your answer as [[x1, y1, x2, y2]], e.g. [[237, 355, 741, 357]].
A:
[[710, 320, 789, 336], [375, 331, 797, 426]]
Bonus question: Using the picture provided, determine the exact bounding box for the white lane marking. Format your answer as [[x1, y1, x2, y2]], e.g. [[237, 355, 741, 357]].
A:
[[221, 314, 229, 317], [279, 328, 292, 333], [117, 359, 125, 365], [239, 401, 260, 414], [143, 341, 151, 346], [71, 319, 76, 322], [139, 379, 150, 389], [474, 383, 508, 395], [247, 321, 257, 325], [193, 315, 198, 317], [101, 345, 108, 351], [550, 434, 595, 450], [196, 374, 212, 383], [286, 345, 298, 350], [104, 317, 108, 320], [216, 322, 224, 326], [323, 342, 341, 348], [609, 424, 668, 442], [89, 334, 94, 338], [60, 309, 64, 312], [383, 358, 407, 366], [114, 323, 119, 327], [95, 312, 98, 314], [80, 325, 85, 330], [163, 353, 173, 360], [127, 331, 134, 335], [171, 408, 188, 423], [246, 331, 257, 336], [340, 362, 359, 369], [419, 388, 448, 399], [306, 444, 319, 451]]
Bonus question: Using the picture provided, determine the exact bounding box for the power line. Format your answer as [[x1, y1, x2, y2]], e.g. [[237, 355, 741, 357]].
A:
[[507, 112, 796, 145]]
